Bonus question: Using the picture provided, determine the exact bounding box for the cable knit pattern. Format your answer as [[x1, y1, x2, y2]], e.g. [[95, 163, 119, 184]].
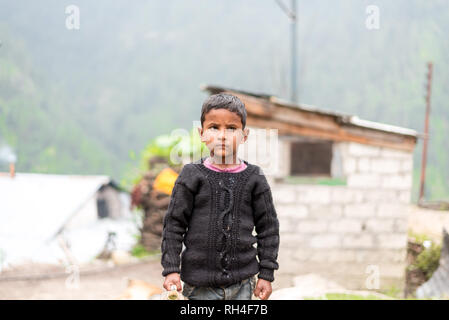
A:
[[161, 156, 280, 287]]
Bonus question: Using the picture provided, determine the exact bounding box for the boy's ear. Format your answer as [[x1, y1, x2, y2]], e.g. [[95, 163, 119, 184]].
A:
[[241, 128, 249, 143], [198, 126, 207, 142]]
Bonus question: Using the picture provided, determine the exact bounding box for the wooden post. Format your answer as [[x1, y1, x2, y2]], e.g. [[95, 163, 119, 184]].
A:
[[419, 62, 433, 202]]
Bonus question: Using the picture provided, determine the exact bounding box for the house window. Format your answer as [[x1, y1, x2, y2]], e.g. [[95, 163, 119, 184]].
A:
[[290, 140, 333, 176]]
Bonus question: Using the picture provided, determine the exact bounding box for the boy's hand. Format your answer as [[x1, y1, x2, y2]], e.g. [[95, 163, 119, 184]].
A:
[[254, 278, 272, 300], [163, 273, 182, 292]]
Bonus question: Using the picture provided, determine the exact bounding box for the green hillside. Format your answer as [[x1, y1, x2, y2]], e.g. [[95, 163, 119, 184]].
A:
[[0, 0, 447, 201]]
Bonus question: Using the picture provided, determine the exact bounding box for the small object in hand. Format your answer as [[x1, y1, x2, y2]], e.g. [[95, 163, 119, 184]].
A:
[[160, 285, 187, 300]]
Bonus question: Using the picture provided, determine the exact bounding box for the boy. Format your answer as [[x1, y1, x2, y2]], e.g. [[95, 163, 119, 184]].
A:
[[161, 93, 280, 300]]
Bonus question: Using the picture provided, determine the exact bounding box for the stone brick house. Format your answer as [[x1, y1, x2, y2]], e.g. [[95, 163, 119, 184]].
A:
[[202, 85, 419, 291]]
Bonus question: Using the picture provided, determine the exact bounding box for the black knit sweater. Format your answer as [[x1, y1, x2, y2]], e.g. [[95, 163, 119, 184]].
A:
[[161, 157, 280, 287]]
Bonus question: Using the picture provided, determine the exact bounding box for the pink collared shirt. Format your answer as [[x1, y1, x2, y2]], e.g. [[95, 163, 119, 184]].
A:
[[204, 157, 247, 173]]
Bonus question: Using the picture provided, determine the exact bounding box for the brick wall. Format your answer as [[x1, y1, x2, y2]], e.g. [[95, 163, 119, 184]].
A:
[[272, 184, 411, 291], [249, 138, 414, 291]]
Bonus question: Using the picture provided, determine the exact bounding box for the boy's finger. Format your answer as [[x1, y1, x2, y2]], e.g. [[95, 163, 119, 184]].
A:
[[168, 282, 176, 291], [261, 288, 269, 300]]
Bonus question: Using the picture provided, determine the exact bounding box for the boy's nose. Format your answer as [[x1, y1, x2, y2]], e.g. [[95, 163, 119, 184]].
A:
[[218, 129, 227, 139]]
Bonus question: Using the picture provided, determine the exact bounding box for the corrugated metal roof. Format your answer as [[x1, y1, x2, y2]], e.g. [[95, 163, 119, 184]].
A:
[[201, 84, 420, 138], [344, 116, 419, 137]]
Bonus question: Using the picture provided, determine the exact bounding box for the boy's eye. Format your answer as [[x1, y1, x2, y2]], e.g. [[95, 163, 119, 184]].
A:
[[208, 126, 238, 132]]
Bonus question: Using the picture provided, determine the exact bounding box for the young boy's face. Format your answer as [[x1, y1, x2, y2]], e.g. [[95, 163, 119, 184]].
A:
[[198, 108, 249, 163]]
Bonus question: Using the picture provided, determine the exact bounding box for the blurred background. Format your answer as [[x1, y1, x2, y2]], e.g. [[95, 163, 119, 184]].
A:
[[0, 0, 448, 200], [0, 0, 448, 300]]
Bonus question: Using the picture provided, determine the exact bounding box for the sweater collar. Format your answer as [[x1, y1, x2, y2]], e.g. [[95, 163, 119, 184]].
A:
[[194, 156, 254, 177]]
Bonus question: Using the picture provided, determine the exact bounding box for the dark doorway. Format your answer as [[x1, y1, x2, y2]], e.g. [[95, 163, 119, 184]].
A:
[[97, 198, 109, 219]]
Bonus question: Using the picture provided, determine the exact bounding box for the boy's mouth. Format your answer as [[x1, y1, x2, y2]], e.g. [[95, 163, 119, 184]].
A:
[[213, 144, 230, 152]]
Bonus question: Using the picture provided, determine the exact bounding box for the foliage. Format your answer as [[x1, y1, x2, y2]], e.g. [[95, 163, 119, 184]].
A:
[[410, 243, 441, 280], [380, 285, 402, 299], [120, 127, 208, 190], [407, 231, 442, 280], [130, 243, 152, 259], [139, 127, 208, 171]]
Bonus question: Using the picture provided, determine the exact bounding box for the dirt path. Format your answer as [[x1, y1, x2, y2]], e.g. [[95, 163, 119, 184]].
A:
[[0, 256, 164, 300], [0, 255, 287, 299]]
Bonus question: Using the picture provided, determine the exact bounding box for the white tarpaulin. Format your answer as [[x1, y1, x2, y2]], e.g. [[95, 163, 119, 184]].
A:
[[0, 173, 138, 267]]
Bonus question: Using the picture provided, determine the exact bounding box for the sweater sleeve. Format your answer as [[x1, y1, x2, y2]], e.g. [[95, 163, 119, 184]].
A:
[[161, 166, 194, 277], [252, 172, 280, 282]]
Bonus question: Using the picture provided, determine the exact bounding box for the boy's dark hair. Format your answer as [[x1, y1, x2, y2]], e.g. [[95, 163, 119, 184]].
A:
[[201, 93, 247, 129]]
